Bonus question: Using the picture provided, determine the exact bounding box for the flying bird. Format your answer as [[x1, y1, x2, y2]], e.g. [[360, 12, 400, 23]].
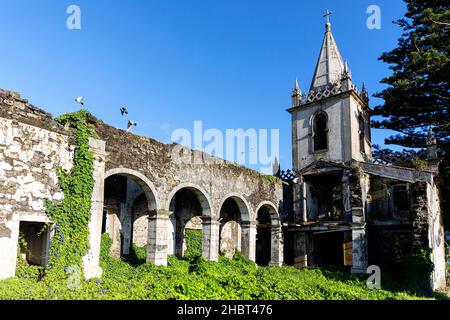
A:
[[75, 96, 84, 106], [120, 107, 128, 116], [127, 120, 137, 132]]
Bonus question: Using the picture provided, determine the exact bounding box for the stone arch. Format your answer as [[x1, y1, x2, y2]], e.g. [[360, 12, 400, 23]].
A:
[[165, 183, 212, 218], [217, 193, 252, 222], [103, 168, 159, 259], [255, 201, 283, 266], [105, 168, 160, 210], [255, 201, 280, 226], [165, 183, 213, 258], [218, 194, 254, 260]]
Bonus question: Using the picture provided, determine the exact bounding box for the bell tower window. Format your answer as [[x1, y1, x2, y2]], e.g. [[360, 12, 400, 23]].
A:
[[359, 114, 366, 154], [313, 112, 328, 152]]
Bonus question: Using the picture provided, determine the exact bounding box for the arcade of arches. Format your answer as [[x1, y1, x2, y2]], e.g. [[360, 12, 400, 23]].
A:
[[100, 170, 283, 267]]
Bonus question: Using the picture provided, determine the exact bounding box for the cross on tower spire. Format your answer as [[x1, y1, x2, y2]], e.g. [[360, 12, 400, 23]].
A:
[[324, 10, 332, 31], [323, 10, 332, 24]]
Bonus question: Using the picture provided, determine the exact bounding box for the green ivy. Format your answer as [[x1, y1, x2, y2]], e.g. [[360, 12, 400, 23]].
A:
[[184, 229, 202, 259], [44, 109, 96, 278], [411, 158, 429, 170]]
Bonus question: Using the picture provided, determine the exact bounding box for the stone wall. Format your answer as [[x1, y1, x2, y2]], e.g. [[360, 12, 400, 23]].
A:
[[0, 89, 284, 279], [0, 90, 75, 279], [93, 120, 284, 221]]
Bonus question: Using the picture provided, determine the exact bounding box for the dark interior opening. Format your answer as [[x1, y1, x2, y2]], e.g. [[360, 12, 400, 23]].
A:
[[368, 225, 413, 272], [18, 221, 49, 266], [256, 207, 272, 266], [359, 114, 366, 154], [220, 198, 241, 224], [103, 174, 149, 259], [305, 172, 344, 221], [313, 231, 345, 267], [313, 113, 328, 152]]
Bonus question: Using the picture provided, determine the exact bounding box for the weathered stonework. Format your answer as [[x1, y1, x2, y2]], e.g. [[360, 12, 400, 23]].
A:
[[0, 90, 75, 279], [0, 89, 284, 279], [287, 21, 446, 290]]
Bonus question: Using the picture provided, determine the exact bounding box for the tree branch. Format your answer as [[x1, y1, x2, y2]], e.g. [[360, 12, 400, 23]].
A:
[[430, 19, 450, 27], [434, 93, 450, 100]]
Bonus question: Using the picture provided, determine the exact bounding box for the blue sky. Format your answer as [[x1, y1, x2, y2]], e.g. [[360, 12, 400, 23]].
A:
[[0, 0, 407, 172]]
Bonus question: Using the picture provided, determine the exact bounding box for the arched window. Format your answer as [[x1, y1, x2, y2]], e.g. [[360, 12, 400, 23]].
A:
[[359, 114, 365, 154], [313, 112, 328, 152]]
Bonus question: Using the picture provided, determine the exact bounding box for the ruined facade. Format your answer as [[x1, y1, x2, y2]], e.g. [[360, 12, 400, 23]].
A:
[[0, 89, 284, 280], [0, 18, 446, 292], [284, 21, 447, 290]]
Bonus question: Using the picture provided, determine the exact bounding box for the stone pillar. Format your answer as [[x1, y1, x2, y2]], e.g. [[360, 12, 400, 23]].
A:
[[175, 217, 185, 258], [83, 138, 106, 280], [351, 227, 368, 273], [302, 183, 308, 223], [241, 221, 257, 262], [342, 170, 352, 223], [202, 217, 219, 262], [104, 206, 121, 258], [0, 217, 20, 280], [293, 181, 302, 224], [269, 225, 283, 266], [120, 204, 132, 255], [348, 168, 368, 274], [147, 209, 170, 266], [293, 176, 308, 224], [294, 232, 308, 267]]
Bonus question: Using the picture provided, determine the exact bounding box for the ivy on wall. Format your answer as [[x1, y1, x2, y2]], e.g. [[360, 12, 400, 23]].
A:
[[44, 110, 95, 277]]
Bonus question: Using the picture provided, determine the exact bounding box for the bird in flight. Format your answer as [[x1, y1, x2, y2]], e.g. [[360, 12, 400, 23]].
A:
[[127, 120, 137, 132], [75, 96, 84, 106], [120, 106, 128, 116]]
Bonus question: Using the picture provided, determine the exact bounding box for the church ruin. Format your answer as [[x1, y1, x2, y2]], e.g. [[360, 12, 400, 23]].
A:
[[283, 20, 446, 290], [0, 18, 447, 291]]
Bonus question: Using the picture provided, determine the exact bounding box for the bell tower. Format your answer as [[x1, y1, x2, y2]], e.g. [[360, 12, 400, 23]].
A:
[[288, 14, 371, 172]]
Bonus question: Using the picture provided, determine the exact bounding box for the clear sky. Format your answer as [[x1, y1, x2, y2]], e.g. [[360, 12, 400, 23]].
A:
[[0, 0, 407, 173]]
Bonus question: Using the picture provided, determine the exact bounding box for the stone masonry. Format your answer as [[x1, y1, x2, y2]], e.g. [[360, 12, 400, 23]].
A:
[[0, 89, 284, 280]]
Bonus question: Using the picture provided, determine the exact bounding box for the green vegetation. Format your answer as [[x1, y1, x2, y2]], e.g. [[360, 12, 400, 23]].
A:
[[184, 229, 203, 259], [0, 233, 443, 300], [410, 158, 429, 171], [262, 174, 283, 185], [44, 110, 96, 278], [371, 0, 450, 230]]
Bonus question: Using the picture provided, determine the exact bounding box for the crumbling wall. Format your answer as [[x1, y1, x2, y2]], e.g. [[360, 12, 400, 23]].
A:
[[93, 121, 284, 220], [426, 181, 447, 290], [0, 89, 284, 277], [0, 90, 75, 279]]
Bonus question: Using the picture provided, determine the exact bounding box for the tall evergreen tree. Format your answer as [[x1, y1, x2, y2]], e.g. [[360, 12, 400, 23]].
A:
[[372, 0, 450, 227]]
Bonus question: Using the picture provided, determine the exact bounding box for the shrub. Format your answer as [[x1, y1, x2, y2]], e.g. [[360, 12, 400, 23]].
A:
[[0, 234, 440, 300], [184, 229, 202, 259]]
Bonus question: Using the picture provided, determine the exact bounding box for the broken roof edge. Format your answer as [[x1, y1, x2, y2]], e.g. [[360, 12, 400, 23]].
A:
[[296, 159, 438, 184], [0, 88, 282, 187]]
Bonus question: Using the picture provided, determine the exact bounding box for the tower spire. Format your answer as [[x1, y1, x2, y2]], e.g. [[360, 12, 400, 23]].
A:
[[292, 78, 301, 107], [426, 126, 438, 162], [294, 78, 300, 91], [309, 11, 344, 92]]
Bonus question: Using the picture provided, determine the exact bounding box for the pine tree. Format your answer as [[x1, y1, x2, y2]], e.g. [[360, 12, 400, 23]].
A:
[[372, 0, 449, 227]]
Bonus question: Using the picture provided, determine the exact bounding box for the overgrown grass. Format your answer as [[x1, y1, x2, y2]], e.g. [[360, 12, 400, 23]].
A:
[[0, 233, 444, 300]]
